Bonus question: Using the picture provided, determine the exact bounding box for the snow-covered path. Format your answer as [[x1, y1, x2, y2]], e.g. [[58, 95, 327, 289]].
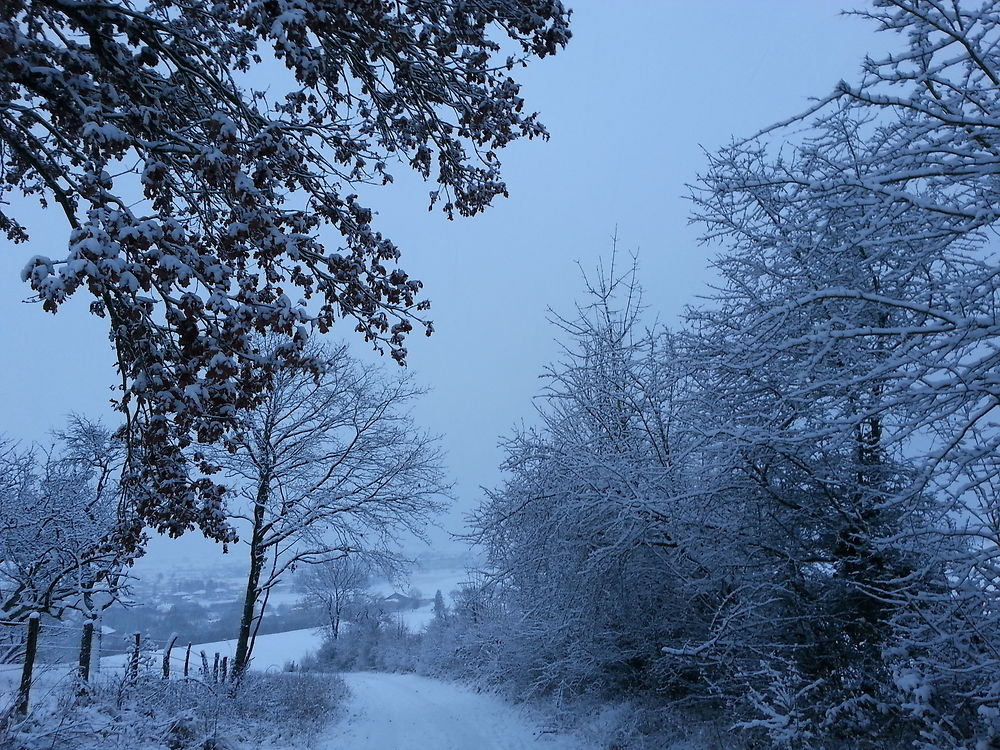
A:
[[326, 672, 592, 750]]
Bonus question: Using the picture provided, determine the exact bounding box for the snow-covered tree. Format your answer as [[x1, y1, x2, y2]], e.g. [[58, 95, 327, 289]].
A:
[[0, 418, 127, 663], [688, 131, 944, 741], [689, 2, 1000, 744], [446, 5, 1000, 745], [215, 338, 449, 678], [432, 589, 447, 622], [470, 257, 723, 700], [0, 0, 570, 552]]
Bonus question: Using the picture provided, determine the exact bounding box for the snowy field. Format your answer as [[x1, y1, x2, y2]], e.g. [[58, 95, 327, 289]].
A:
[[99, 626, 327, 674], [369, 565, 469, 601]]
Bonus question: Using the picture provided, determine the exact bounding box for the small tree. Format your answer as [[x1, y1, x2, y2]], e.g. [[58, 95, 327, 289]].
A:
[[432, 590, 448, 623], [301, 556, 371, 641], [470, 255, 719, 699]]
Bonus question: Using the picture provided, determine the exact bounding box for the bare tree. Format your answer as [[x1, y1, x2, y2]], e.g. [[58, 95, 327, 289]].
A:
[[217, 339, 449, 678], [301, 556, 371, 641]]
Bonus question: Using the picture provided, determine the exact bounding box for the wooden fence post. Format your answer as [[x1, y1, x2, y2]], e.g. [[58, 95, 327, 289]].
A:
[[78, 619, 94, 684], [212, 652, 220, 683], [129, 632, 140, 682], [16, 614, 40, 715], [162, 635, 177, 679], [183, 643, 192, 678]]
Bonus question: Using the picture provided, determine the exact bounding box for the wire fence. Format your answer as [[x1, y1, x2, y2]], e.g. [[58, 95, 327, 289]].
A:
[[1, 614, 242, 719]]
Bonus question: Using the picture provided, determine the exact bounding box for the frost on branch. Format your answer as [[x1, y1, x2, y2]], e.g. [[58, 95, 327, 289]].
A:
[[0, 0, 570, 552]]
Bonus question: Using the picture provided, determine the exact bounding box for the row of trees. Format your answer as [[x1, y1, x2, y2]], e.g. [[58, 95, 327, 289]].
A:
[[0, 418, 125, 664], [452, 3, 1000, 748]]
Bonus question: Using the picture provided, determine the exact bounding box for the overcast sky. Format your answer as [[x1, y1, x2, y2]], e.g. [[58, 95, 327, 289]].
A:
[[0, 2, 881, 568]]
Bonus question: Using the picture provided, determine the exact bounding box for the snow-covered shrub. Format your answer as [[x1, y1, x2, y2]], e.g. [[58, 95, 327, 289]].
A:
[[305, 607, 419, 675], [883, 603, 1000, 750], [732, 661, 825, 749]]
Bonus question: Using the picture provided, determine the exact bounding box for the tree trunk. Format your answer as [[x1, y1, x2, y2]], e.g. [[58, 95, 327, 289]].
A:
[[16, 614, 40, 715], [162, 635, 177, 679], [232, 472, 269, 680], [78, 619, 94, 684]]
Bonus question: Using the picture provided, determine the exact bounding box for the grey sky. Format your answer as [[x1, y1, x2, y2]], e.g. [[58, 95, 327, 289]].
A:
[[0, 3, 878, 565]]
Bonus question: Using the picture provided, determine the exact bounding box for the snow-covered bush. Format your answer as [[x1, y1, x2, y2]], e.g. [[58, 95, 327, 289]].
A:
[[303, 595, 419, 675]]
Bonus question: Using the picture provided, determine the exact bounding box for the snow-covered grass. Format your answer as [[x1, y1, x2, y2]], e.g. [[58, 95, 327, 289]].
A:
[[392, 601, 436, 633], [2, 622, 730, 750], [0, 627, 326, 704], [1, 627, 342, 749], [370, 566, 468, 601], [2, 669, 347, 750]]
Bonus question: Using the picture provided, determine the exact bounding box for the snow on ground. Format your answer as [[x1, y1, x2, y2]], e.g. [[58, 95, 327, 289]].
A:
[[185, 626, 325, 673], [100, 626, 326, 673], [368, 564, 468, 634], [0, 660, 76, 712], [256, 587, 304, 607], [4, 629, 597, 750], [393, 601, 436, 632], [327, 672, 595, 750]]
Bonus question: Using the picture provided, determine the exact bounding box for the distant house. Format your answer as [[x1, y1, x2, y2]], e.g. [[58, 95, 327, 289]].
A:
[[381, 593, 422, 610]]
